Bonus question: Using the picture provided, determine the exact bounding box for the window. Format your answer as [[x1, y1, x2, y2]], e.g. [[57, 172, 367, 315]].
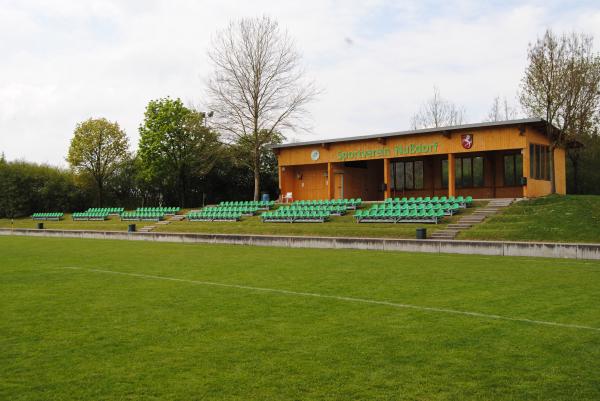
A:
[[405, 161, 414, 190], [444, 156, 485, 188], [504, 153, 523, 186], [391, 160, 424, 191], [529, 144, 550, 180], [414, 161, 424, 189], [441, 160, 448, 188], [394, 162, 404, 190], [473, 157, 484, 187], [462, 158, 473, 187]]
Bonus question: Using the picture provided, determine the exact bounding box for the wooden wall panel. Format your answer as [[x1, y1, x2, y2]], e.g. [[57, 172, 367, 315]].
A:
[[277, 126, 527, 166], [555, 148, 566, 195], [331, 163, 365, 200], [290, 163, 328, 200], [279, 166, 295, 199], [332, 160, 384, 201], [524, 126, 564, 197]]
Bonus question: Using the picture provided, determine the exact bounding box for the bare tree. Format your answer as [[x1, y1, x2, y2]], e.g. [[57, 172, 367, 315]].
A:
[[410, 86, 466, 129], [207, 16, 318, 200], [487, 96, 518, 122], [520, 29, 600, 193], [560, 34, 600, 193]]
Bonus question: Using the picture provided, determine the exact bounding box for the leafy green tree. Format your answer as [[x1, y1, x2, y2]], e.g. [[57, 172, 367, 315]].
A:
[[67, 118, 130, 206], [520, 30, 600, 193], [0, 162, 24, 219], [138, 98, 221, 207], [0, 159, 87, 218]]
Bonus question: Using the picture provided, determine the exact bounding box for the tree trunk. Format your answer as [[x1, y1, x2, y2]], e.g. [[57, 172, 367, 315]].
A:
[[253, 153, 261, 201], [97, 178, 104, 207], [179, 167, 186, 208], [549, 144, 556, 194], [572, 158, 579, 194]]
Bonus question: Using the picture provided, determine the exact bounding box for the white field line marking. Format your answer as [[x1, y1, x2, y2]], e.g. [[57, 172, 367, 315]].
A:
[[62, 266, 600, 332]]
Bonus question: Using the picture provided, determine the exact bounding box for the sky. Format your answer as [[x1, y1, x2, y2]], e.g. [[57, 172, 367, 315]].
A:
[[1, 0, 600, 166]]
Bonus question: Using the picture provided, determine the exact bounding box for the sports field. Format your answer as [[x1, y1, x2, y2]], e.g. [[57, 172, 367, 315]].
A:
[[2, 236, 600, 400]]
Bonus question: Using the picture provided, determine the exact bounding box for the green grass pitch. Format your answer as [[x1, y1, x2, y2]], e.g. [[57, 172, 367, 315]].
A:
[[2, 236, 600, 400]]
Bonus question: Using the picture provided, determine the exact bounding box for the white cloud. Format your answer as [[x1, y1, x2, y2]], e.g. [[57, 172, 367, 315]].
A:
[[1, 0, 599, 165]]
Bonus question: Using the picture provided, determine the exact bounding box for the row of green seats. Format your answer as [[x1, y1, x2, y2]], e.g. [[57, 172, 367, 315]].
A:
[[371, 202, 461, 214], [206, 206, 258, 215], [293, 198, 362, 208], [385, 196, 472, 206], [121, 211, 165, 221], [284, 205, 346, 215], [219, 200, 275, 209], [136, 207, 180, 214], [355, 209, 445, 224], [31, 212, 63, 220], [86, 207, 124, 214], [262, 209, 330, 223], [187, 211, 242, 221], [72, 211, 109, 221]]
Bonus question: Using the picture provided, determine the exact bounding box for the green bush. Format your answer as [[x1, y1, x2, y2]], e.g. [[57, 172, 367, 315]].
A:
[[0, 158, 88, 218]]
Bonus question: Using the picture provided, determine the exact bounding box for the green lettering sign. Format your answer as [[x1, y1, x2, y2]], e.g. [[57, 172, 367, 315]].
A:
[[337, 142, 439, 161]]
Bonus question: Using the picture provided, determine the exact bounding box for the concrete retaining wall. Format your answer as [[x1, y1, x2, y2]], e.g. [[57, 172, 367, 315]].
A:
[[1, 228, 599, 260]]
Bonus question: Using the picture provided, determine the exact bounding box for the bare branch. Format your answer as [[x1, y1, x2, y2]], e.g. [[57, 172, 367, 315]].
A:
[[410, 86, 466, 129], [206, 16, 319, 199]]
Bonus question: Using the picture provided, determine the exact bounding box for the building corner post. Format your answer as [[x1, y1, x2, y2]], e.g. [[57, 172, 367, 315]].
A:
[[383, 158, 391, 200], [327, 162, 334, 199], [448, 153, 456, 197], [278, 165, 284, 201], [522, 147, 529, 198]]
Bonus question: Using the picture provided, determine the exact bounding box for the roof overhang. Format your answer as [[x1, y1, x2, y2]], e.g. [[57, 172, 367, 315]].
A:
[[270, 118, 562, 150]]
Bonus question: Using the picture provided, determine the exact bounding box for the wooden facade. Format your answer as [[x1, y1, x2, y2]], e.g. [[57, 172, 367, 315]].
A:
[[274, 120, 567, 201]]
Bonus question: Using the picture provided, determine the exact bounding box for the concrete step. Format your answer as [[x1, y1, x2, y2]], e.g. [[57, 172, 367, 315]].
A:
[[156, 221, 170, 225], [436, 229, 459, 234], [472, 212, 496, 217], [447, 224, 471, 229], [461, 216, 486, 221]]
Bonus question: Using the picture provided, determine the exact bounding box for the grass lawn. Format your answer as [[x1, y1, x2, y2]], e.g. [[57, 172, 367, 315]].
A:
[[460, 195, 600, 243], [0, 214, 156, 232], [0, 202, 485, 239], [1, 236, 600, 400], [153, 211, 463, 238]]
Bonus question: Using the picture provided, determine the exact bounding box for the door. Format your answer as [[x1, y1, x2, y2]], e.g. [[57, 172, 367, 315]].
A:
[[334, 173, 344, 199]]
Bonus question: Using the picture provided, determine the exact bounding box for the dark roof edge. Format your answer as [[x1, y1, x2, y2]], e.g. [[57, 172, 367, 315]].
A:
[[271, 118, 556, 149]]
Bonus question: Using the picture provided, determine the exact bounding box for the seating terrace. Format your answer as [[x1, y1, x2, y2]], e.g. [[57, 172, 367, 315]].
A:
[[31, 212, 64, 221]]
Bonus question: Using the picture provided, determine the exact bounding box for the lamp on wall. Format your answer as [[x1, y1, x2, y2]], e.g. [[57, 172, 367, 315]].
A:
[[296, 173, 303, 180]]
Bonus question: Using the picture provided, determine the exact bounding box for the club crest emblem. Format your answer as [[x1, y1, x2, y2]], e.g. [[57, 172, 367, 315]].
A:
[[310, 150, 320, 161], [461, 134, 473, 150]]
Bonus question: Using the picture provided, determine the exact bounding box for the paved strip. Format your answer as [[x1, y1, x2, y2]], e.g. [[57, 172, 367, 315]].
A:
[[62, 266, 600, 332]]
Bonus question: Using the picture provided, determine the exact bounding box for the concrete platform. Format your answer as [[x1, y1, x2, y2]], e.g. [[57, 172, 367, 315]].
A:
[[1, 228, 599, 260]]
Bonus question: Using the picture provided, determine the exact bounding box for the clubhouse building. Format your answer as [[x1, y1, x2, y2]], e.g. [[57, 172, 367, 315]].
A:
[[272, 118, 567, 201]]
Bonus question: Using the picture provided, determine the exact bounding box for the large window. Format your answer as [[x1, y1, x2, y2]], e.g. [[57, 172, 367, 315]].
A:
[[391, 160, 424, 191], [529, 143, 550, 180], [442, 156, 484, 188], [504, 153, 523, 186]]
